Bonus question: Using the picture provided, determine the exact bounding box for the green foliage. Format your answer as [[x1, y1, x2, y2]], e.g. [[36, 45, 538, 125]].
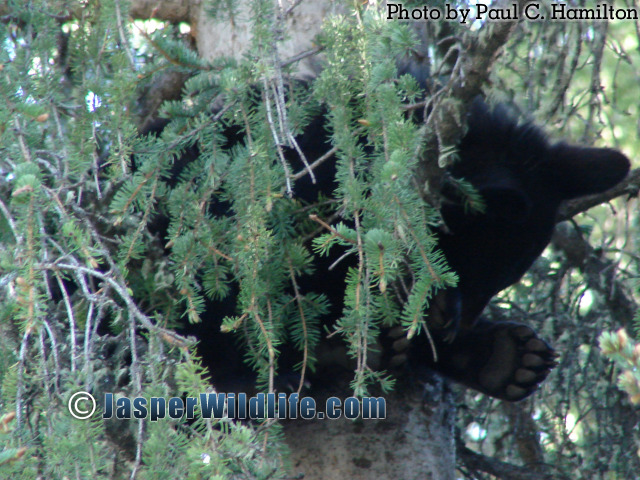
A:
[[1, 0, 453, 476], [312, 9, 458, 395], [600, 329, 640, 404]]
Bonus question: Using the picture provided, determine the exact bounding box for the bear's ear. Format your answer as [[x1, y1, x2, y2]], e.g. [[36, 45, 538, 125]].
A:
[[549, 144, 630, 199]]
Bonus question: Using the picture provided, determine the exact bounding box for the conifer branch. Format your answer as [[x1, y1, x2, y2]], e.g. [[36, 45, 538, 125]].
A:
[[308, 214, 356, 244], [288, 260, 309, 395]]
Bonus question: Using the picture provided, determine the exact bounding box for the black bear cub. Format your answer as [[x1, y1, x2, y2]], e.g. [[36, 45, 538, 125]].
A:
[[423, 98, 630, 401], [149, 95, 630, 402]]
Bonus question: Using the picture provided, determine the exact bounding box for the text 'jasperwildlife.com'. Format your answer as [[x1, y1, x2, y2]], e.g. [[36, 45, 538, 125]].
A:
[[68, 391, 387, 421]]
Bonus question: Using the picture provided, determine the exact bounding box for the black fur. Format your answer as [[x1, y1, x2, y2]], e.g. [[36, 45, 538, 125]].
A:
[[420, 98, 630, 400], [144, 96, 630, 402]]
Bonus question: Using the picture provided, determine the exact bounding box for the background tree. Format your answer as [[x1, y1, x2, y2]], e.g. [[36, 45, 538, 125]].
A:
[[0, 1, 638, 479]]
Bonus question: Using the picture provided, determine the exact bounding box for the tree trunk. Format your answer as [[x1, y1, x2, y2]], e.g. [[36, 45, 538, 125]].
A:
[[283, 385, 456, 480]]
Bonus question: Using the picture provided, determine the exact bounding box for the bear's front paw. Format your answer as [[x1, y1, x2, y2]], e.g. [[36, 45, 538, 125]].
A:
[[475, 323, 557, 401], [431, 320, 557, 401]]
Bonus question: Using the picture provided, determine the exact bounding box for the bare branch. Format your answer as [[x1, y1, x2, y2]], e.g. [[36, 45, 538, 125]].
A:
[[559, 167, 640, 220], [458, 441, 561, 480], [551, 222, 636, 326], [418, 0, 529, 202]]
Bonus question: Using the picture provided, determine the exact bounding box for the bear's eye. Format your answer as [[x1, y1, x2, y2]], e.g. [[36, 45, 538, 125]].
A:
[[479, 187, 532, 222]]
